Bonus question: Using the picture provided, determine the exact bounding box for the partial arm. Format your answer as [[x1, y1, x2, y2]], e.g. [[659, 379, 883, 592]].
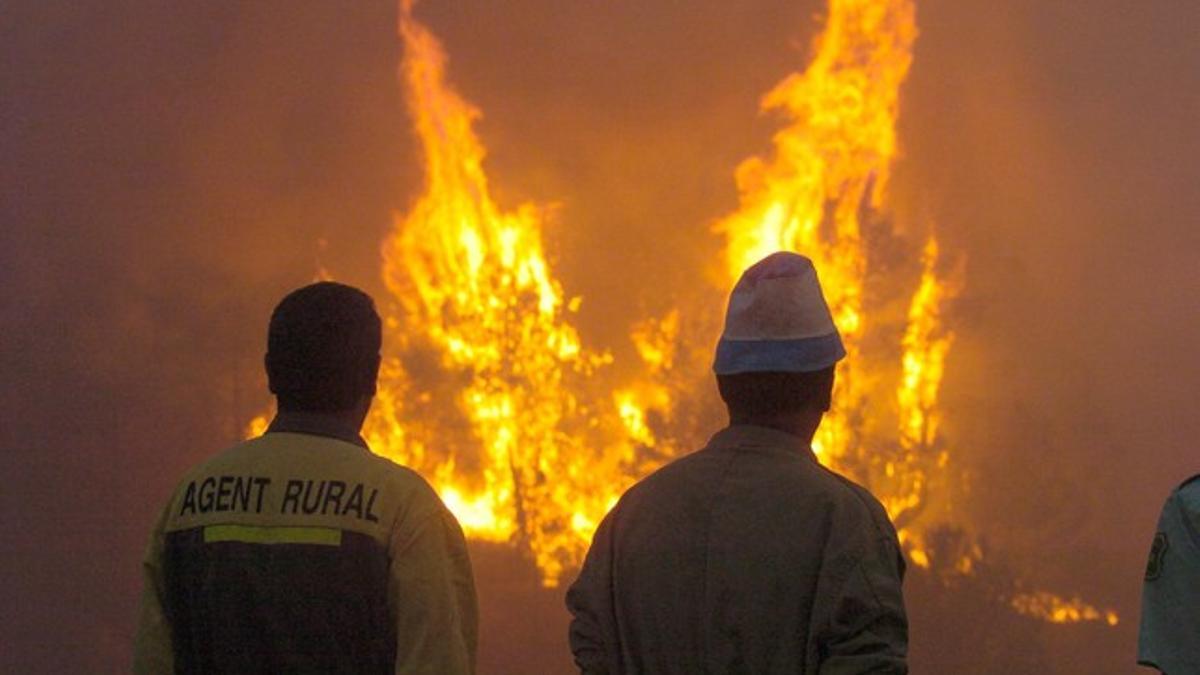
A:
[[818, 536, 908, 675], [133, 504, 175, 674], [565, 512, 618, 675], [390, 502, 478, 675]]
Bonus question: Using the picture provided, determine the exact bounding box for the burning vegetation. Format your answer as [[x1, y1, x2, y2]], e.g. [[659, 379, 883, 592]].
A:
[[251, 0, 1117, 628]]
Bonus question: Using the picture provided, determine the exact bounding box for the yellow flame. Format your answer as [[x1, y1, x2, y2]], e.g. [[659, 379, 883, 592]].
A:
[[245, 413, 270, 439], [363, 3, 652, 585], [714, 0, 917, 476], [1010, 592, 1120, 626], [374, 0, 943, 586], [714, 0, 943, 533], [233, 1, 1113, 624], [898, 239, 959, 451]]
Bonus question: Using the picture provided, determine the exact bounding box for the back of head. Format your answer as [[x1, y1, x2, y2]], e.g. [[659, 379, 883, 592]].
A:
[[713, 252, 844, 419], [265, 282, 382, 413], [716, 367, 835, 419]]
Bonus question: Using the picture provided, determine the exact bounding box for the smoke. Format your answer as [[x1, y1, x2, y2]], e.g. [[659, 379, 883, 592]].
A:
[[895, 0, 1200, 668], [2, 0, 1198, 672]]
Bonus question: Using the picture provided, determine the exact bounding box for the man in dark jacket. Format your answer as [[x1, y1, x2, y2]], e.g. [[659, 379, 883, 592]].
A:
[[566, 252, 907, 674], [134, 282, 477, 674]]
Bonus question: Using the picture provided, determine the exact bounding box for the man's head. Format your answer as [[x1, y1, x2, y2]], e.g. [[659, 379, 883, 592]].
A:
[[265, 282, 382, 414], [713, 252, 844, 425]]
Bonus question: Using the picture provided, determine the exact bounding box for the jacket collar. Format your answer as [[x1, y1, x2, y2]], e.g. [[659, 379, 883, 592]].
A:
[[266, 410, 369, 449], [706, 424, 818, 462]]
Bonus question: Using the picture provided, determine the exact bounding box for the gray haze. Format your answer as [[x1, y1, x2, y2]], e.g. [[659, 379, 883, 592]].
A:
[[3, 1, 1198, 672]]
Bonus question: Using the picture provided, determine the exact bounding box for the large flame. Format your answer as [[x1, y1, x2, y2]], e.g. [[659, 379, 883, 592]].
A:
[[371, 0, 950, 585], [241, 0, 1117, 623], [713, 0, 948, 549], [359, 2, 653, 585]]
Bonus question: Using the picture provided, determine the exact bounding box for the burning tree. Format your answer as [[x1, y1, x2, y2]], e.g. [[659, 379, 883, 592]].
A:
[[244, 0, 1116, 629]]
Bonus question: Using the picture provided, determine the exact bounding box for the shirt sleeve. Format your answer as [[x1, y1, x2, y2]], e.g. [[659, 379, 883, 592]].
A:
[[817, 535, 908, 675], [389, 501, 479, 675], [1139, 484, 1200, 674], [133, 502, 176, 675], [565, 511, 619, 675]]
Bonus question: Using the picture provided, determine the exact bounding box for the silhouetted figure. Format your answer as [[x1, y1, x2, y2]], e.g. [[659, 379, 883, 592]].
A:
[[566, 253, 907, 674], [1138, 474, 1200, 673], [134, 282, 477, 674]]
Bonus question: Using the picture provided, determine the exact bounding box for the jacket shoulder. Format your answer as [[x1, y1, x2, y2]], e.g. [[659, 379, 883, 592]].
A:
[[816, 465, 899, 540]]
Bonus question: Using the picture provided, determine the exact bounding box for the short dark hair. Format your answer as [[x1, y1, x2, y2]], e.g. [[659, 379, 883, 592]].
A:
[[265, 282, 382, 413], [716, 367, 835, 418]]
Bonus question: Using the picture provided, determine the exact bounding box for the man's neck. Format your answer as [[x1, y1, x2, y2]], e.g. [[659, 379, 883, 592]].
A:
[[267, 407, 368, 448], [728, 410, 823, 446]]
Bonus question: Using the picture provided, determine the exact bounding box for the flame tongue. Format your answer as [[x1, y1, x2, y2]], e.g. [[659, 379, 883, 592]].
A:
[[718, 0, 917, 279], [715, 0, 917, 468], [370, 6, 615, 584]]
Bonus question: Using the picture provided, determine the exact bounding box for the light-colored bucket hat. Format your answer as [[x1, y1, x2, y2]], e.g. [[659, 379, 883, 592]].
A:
[[713, 252, 846, 375]]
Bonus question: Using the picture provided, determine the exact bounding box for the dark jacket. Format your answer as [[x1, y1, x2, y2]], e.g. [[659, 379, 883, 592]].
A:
[[566, 424, 907, 674]]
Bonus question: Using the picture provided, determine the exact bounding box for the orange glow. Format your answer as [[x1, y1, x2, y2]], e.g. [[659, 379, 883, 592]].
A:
[[379, 0, 944, 586], [239, 1, 1114, 624], [361, 2, 659, 585], [246, 413, 269, 439], [1011, 591, 1121, 626], [714, 0, 948, 559]]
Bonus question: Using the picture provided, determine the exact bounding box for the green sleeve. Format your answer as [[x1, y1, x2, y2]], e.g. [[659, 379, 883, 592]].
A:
[[389, 501, 479, 675], [133, 502, 175, 675]]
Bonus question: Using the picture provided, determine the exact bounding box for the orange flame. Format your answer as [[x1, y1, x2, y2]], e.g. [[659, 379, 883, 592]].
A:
[[713, 0, 953, 554], [362, 3, 657, 585], [238, 1, 1114, 624], [377, 0, 948, 585], [1010, 591, 1120, 627]]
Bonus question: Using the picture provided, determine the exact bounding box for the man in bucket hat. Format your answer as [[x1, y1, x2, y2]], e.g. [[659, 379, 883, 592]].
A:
[[566, 252, 908, 674]]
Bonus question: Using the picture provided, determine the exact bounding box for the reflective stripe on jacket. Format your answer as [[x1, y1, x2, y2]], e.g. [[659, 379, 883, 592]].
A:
[[133, 425, 477, 674], [566, 424, 907, 675]]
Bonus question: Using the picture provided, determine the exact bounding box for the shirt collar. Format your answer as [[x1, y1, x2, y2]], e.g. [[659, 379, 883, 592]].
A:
[[266, 410, 369, 449], [706, 424, 817, 462]]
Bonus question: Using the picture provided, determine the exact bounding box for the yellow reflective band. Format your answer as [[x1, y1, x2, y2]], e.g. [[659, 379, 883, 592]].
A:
[[203, 524, 342, 546]]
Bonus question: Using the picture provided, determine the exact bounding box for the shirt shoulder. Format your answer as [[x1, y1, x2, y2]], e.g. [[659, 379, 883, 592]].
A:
[[1164, 474, 1200, 518], [816, 465, 899, 541], [195, 434, 433, 488], [1176, 473, 1200, 496], [163, 433, 451, 540]]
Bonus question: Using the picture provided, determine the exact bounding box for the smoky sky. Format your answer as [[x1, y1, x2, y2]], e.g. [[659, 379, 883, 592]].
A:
[[3, 1, 1199, 672]]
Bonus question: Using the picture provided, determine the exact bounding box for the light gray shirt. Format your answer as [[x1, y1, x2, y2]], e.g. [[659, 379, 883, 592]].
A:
[[566, 424, 908, 675], [1139, 475, 1200, 674]]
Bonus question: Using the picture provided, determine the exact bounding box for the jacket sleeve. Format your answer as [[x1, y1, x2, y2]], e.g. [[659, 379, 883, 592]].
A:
[[389, 502, 479, 675], [565, 511, 619, 675], [817, 535, 908, 675], [133, 502, 175, 675]]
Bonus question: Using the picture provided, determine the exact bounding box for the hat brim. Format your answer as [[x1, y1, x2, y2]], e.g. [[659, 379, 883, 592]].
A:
[[713, 332, 846, 375]]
